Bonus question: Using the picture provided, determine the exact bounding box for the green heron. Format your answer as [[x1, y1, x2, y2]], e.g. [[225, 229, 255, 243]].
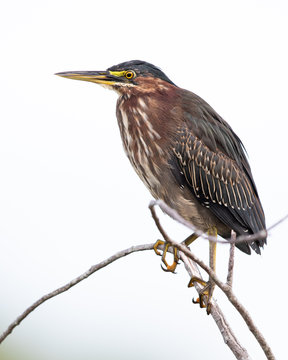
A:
[[56, 60, 266, 312]]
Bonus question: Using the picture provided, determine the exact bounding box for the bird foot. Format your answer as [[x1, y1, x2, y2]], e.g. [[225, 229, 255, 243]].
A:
[[153, 239, 180, 273], [188, 277, 215, 315]]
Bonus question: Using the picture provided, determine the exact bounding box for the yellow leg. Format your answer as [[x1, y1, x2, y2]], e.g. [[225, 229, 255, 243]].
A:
[[188, 276, 207, 288], [206, 227, 217, 314], [153, 239, 164, 257], [188, 227, 217, 315], [184, 233, 199, 246]]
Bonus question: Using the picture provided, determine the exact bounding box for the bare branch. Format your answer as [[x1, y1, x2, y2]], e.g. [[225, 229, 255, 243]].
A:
[[226, 232, 236, 287], [148, 202, 171, 243], [210, 302, 252, 360], [149, 200, 275, 360], [2, 237, 250, 360], [180, 252, 251, 360], [0, 243, 154, 344], [1, 200, 282, 360], [152, 199, 288, 246], [165, 238, 275, 360], [267, 212, 288, 231], [149, 203, 254, 358]]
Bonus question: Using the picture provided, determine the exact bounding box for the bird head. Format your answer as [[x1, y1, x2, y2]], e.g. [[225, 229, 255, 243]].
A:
[[56, 60, 175, 95]]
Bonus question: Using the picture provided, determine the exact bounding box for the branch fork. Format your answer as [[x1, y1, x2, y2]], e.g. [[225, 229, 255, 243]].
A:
[[1, 200, 281, 360]]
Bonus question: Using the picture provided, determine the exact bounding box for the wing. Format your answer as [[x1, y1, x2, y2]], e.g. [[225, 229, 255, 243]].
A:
[[170, 91, 266, 254]]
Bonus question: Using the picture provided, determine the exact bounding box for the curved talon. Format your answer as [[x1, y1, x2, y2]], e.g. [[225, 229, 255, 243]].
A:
[[193, 294, 207, 308], [153, 239, 164, 256], [160, 257, 178, 273], [198, 294, 207, 309], [188, 276, 207, 288], [161, 264, 177, 273], [192, 295, 206, 308], [189, 230, 217, 315], [190, 279, 214, 314], [153, 239, 179, 273]]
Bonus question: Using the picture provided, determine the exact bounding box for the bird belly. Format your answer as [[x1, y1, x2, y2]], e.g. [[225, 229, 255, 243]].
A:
[[161, 184, 227, 233], [127, 151, 225, 234]]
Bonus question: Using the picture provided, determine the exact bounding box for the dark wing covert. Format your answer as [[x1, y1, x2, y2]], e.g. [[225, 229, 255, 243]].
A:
[[170, 92, 266, 254]]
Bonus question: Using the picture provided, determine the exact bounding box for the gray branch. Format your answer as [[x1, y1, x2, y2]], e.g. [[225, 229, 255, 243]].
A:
[[152, 199, 288, 246], [226, 234, 236, 287], [0, 241, 253, 360], [149, 200, 275, 360], [170, 238, 274, 360], [1, 201, 281, 360], [0, 244, 154, 344]]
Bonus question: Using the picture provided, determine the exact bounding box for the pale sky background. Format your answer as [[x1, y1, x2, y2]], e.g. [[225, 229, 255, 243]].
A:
[[0, 1, 288, 359]]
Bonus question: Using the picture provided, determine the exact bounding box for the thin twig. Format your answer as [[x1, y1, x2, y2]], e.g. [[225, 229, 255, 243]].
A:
[[1, 240, 252, 360], [165, 238, 275, 360], [267, 212, 288, 231], [180, 252, 251, 360], [150, 203, 256, 358], [149, 201, 275, 360], [226, 232, 236, 287], [152, 199, 288, 246], [0, 243, 154, 344], [1, 201, 282, 360], [148, 202, 171, 243]]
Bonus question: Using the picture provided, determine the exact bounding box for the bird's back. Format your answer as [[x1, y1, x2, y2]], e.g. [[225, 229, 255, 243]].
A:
[[169, 88, 266, 253]]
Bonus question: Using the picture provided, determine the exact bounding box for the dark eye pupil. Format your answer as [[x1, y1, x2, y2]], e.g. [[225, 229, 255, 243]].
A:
[[126, 72, 133, 79]]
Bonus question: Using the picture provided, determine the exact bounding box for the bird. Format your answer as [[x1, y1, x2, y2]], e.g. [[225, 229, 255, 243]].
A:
[[56, 60, 266, 312]]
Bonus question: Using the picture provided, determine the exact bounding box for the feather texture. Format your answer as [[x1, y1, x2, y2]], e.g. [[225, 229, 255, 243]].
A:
[[170, 90, 266, 254]]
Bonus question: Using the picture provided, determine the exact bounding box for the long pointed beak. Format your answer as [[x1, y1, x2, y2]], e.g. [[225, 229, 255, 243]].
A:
[[55, 70, 122, 86]]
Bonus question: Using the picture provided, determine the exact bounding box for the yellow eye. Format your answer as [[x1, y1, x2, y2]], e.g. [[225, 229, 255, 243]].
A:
[[125, 70, 135, 79]]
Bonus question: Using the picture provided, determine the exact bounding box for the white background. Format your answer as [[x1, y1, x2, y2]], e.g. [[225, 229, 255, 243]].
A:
[[0, 1, 288, 359]]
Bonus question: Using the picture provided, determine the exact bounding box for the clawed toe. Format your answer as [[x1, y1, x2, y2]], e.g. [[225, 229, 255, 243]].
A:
[[189, 278, 215, 315], [153, 239, 179, 273]]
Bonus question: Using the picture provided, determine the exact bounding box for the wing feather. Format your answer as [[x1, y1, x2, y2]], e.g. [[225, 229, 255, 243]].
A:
[[171, 125, 266, 254]]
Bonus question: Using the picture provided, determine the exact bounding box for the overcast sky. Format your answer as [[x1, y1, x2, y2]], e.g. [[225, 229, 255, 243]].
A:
[[1, 1, 288, 359]]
